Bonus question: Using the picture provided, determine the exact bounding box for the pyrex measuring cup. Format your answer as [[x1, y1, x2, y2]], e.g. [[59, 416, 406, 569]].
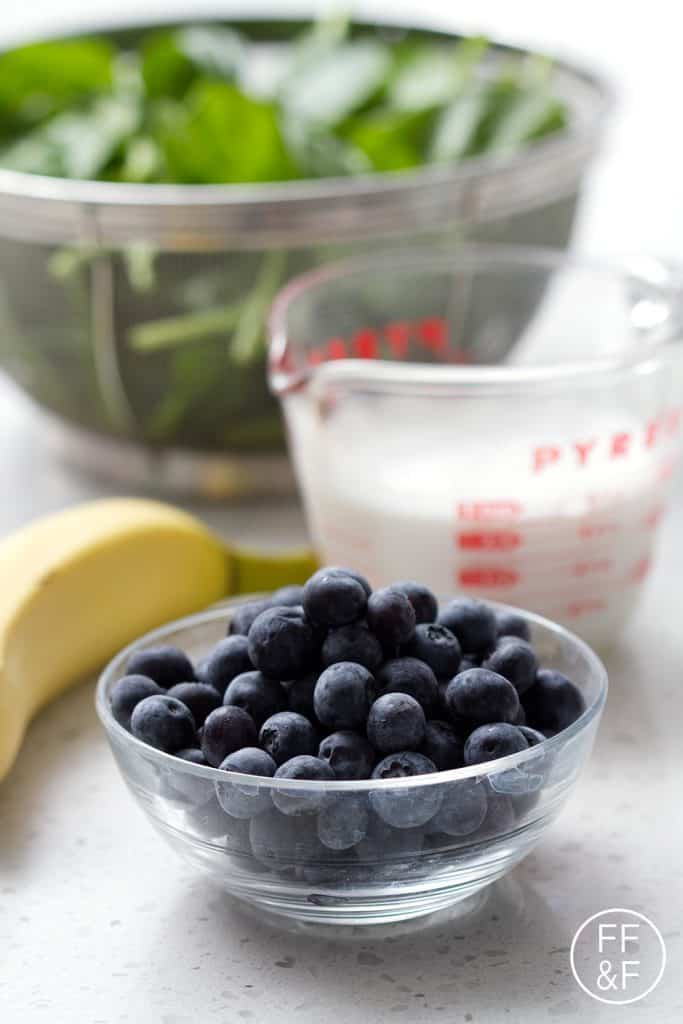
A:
[[269, 246, 683, 647]]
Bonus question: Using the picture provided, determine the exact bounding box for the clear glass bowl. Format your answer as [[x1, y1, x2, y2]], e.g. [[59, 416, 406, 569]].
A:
[[96, 598, 607, 926]]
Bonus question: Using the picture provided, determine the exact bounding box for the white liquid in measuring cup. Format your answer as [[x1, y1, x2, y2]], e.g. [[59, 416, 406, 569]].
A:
[[290, 392, 680, 648]]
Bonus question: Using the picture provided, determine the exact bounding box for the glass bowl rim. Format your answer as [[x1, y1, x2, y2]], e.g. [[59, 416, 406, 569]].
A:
[[96, 595, 607, 792]]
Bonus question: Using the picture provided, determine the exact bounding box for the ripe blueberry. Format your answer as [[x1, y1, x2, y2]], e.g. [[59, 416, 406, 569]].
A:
[[404, 623, 462, 680], [367, 587, 416, 647], [271, 584, 305, 606], [167, 682, 222, 726], [215, 747, 277, 818], [321, 622, 383, 672], [494, 609, 531, 642], [259, 711, 318, 765], [445, 668, 520, 725], [202, 635, 253, 696], [126, 645, 195, 689], [223, 670, 286, 727], [248, 605, 319, 678], [484, 638, 538, 695], [272, 755, 335, 815], [317, 795, 370, 850], [374, 657, 439, 716], [420, 720, 465, 771], [463, 723, 529, 766], [370, 752, 441, 828], [228, 598, 272, 636], [110, 674, 162, 731], [518, 725, 546, 747], [366, 693, 426, 754], [130, 694, 196, 753], [201, 705, 257, 767], [429, 778, 488, 836], [314, 661, 373, 731], [389, 581, 438, 625], [318, 730, 376, 780], [522, 669, 585, 733], [303, 569, 368, 627], [438, 598, 496, 658], [283, 672, 318, 720]]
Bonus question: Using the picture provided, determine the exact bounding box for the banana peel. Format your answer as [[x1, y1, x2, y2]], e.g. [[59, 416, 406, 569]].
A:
[[0, 497, 317, 782]]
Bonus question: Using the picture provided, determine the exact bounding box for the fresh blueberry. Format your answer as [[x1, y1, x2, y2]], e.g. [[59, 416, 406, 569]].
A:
[[215, 747, 277, 818], [248, 605, 319, 678], [366, 693, 426, 754], [519, 726, 546, 747], [314, 662, 373, 730], [317, 794, 370, 850], [283, 672, 318, 720], [130, 694, 196, 753], [175, 747, 209, 766], [445, 668, 520, 725], [308, 565, 372, 596], [495, 609, 531, 642], [126, 645, 195, 689], [370, 752, 441, 828], [223, 670, 286, 727], [389, 581, 438, 625], [483, 638, 538, 696], [437, 598, 497, 658], [522, 669, 586, 733], [249, 807, 322, 872], [201, 705, 257, 767], [161, 746, 211, 806], [228, 598, 272, 637], [167, 682, 222, 726], [403, 623, 462, 680], [355, 813, 425, 871], [420, 720, 465, 771], [514, 704, 527, 726], [374, 657, 439, 716], [272, 755, 335, 815], [271, 584, 305, 607], [259, 711, 318, 765], [110, 674, 162, 731], [475, 791, 516, 839], [463, 723, 529, 766], [429, 778, 488, 837], [321, 622, 383, 672], [202, 635, 253, 696], [303, 569, 368, 627], [367, 587, 416, 648], [318, 730, 376, 780]]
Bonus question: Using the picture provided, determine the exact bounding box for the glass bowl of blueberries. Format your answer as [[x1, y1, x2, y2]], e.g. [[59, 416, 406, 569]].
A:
[[96, 568, 607, 926]]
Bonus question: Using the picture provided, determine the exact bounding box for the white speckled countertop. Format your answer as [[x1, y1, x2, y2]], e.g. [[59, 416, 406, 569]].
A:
[[2, 2, 683, 1020]]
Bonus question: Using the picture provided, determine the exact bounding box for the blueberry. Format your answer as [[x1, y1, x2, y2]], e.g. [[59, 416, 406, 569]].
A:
[[438, 598, 496, 658], [271, 584, 305, 606], [259, 711, 318, 765], [283, 672, 318, 720], [389, 581, 438, 625], [483, 638, 538, 696], [374, 657, 439, 716], [228, 598, 272, 636], [321, 622, 383, 672], [519, 726, 546, 747], [195, 657, 210, 684], [272, 755, 335, 815], [249, 807, 322, 871], [463, 723, 529, 766], [445, 668, 520, 725], [355, 812, 425, 868], [314, 662, 373, 731], [522, 669, 586, 733], [459, 655, 480, 671], [110, 674, 162, 731], [215, 747, 277, 818], [183, 794, 230, 841], [248, 606, 319, 678], [130, 694, 196, 753], [202, 635, 253, 696], [175, 747, 209, 766], [403, 623, 462, 680], [495, 609, 531, 642], [367, 587, 416, 648], [167, 682, 222, 727], [308, 565, 372, 597], [475, 791, 516, 839], [420, 720, 465, 771], [317, 794, 370, 850], [370, 752, 441, 828], [514, 704, 527, 726], [318, 730, 376, 780], [126, 645, 195, 689], [366, 693, 426, 754], [201, 705, 257, 767], [223, 670, 286, 727], [429, 778, 488, 837], [303, 569, 368, 627]]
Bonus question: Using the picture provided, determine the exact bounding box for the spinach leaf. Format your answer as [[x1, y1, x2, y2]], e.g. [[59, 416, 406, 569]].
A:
[[155, 80, 297, 184], [344, 107, 435, 172], [142, 25, 243, 99], [389, 36, 487, 112]]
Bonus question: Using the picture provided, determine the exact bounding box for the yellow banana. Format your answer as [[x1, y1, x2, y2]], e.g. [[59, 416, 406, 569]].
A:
[[0, 498, 317, 781]]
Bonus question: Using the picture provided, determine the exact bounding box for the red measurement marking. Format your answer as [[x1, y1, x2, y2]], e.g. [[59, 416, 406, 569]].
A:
[[416, 317, 448, 354], [457, 531, 521, 551], [573, 558, 613, 577], [307, 348, 324, 366], [326, 338, 347, 360], [457, 501, 522, 522], [384, 322, 411, 358], [565, 598, 607, 617], [578, 521, 619, 538], [458, 567, 519, 587], [629, 556, 651, 583], [352, 329, 378, 359]]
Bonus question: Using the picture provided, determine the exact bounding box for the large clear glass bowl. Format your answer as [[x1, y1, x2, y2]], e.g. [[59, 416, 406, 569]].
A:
[[96, 598, 607, 927]]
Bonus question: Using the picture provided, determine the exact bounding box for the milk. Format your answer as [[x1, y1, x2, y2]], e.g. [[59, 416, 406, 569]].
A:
[[287, 386, 679, 648]]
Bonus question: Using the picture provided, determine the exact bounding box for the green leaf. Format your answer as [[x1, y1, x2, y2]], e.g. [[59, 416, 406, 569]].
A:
[[389, 36, 488, 112], [0, 38, 113, 137], [156, 81, 297, 184], [429, 83, 490, 163], [345, 107, 434, 172], [119, 135, 164, 182], [176, 25, 243, 81], [0, 93, 140, 178], [128, 304, 243, 353], [282, 118, 371, 177], [230, 250, 286, 365], [141, 32, 195, 99], [279, 40, 391, 128], [142, 25, 243, 99], [485, 89, 566, 156]]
